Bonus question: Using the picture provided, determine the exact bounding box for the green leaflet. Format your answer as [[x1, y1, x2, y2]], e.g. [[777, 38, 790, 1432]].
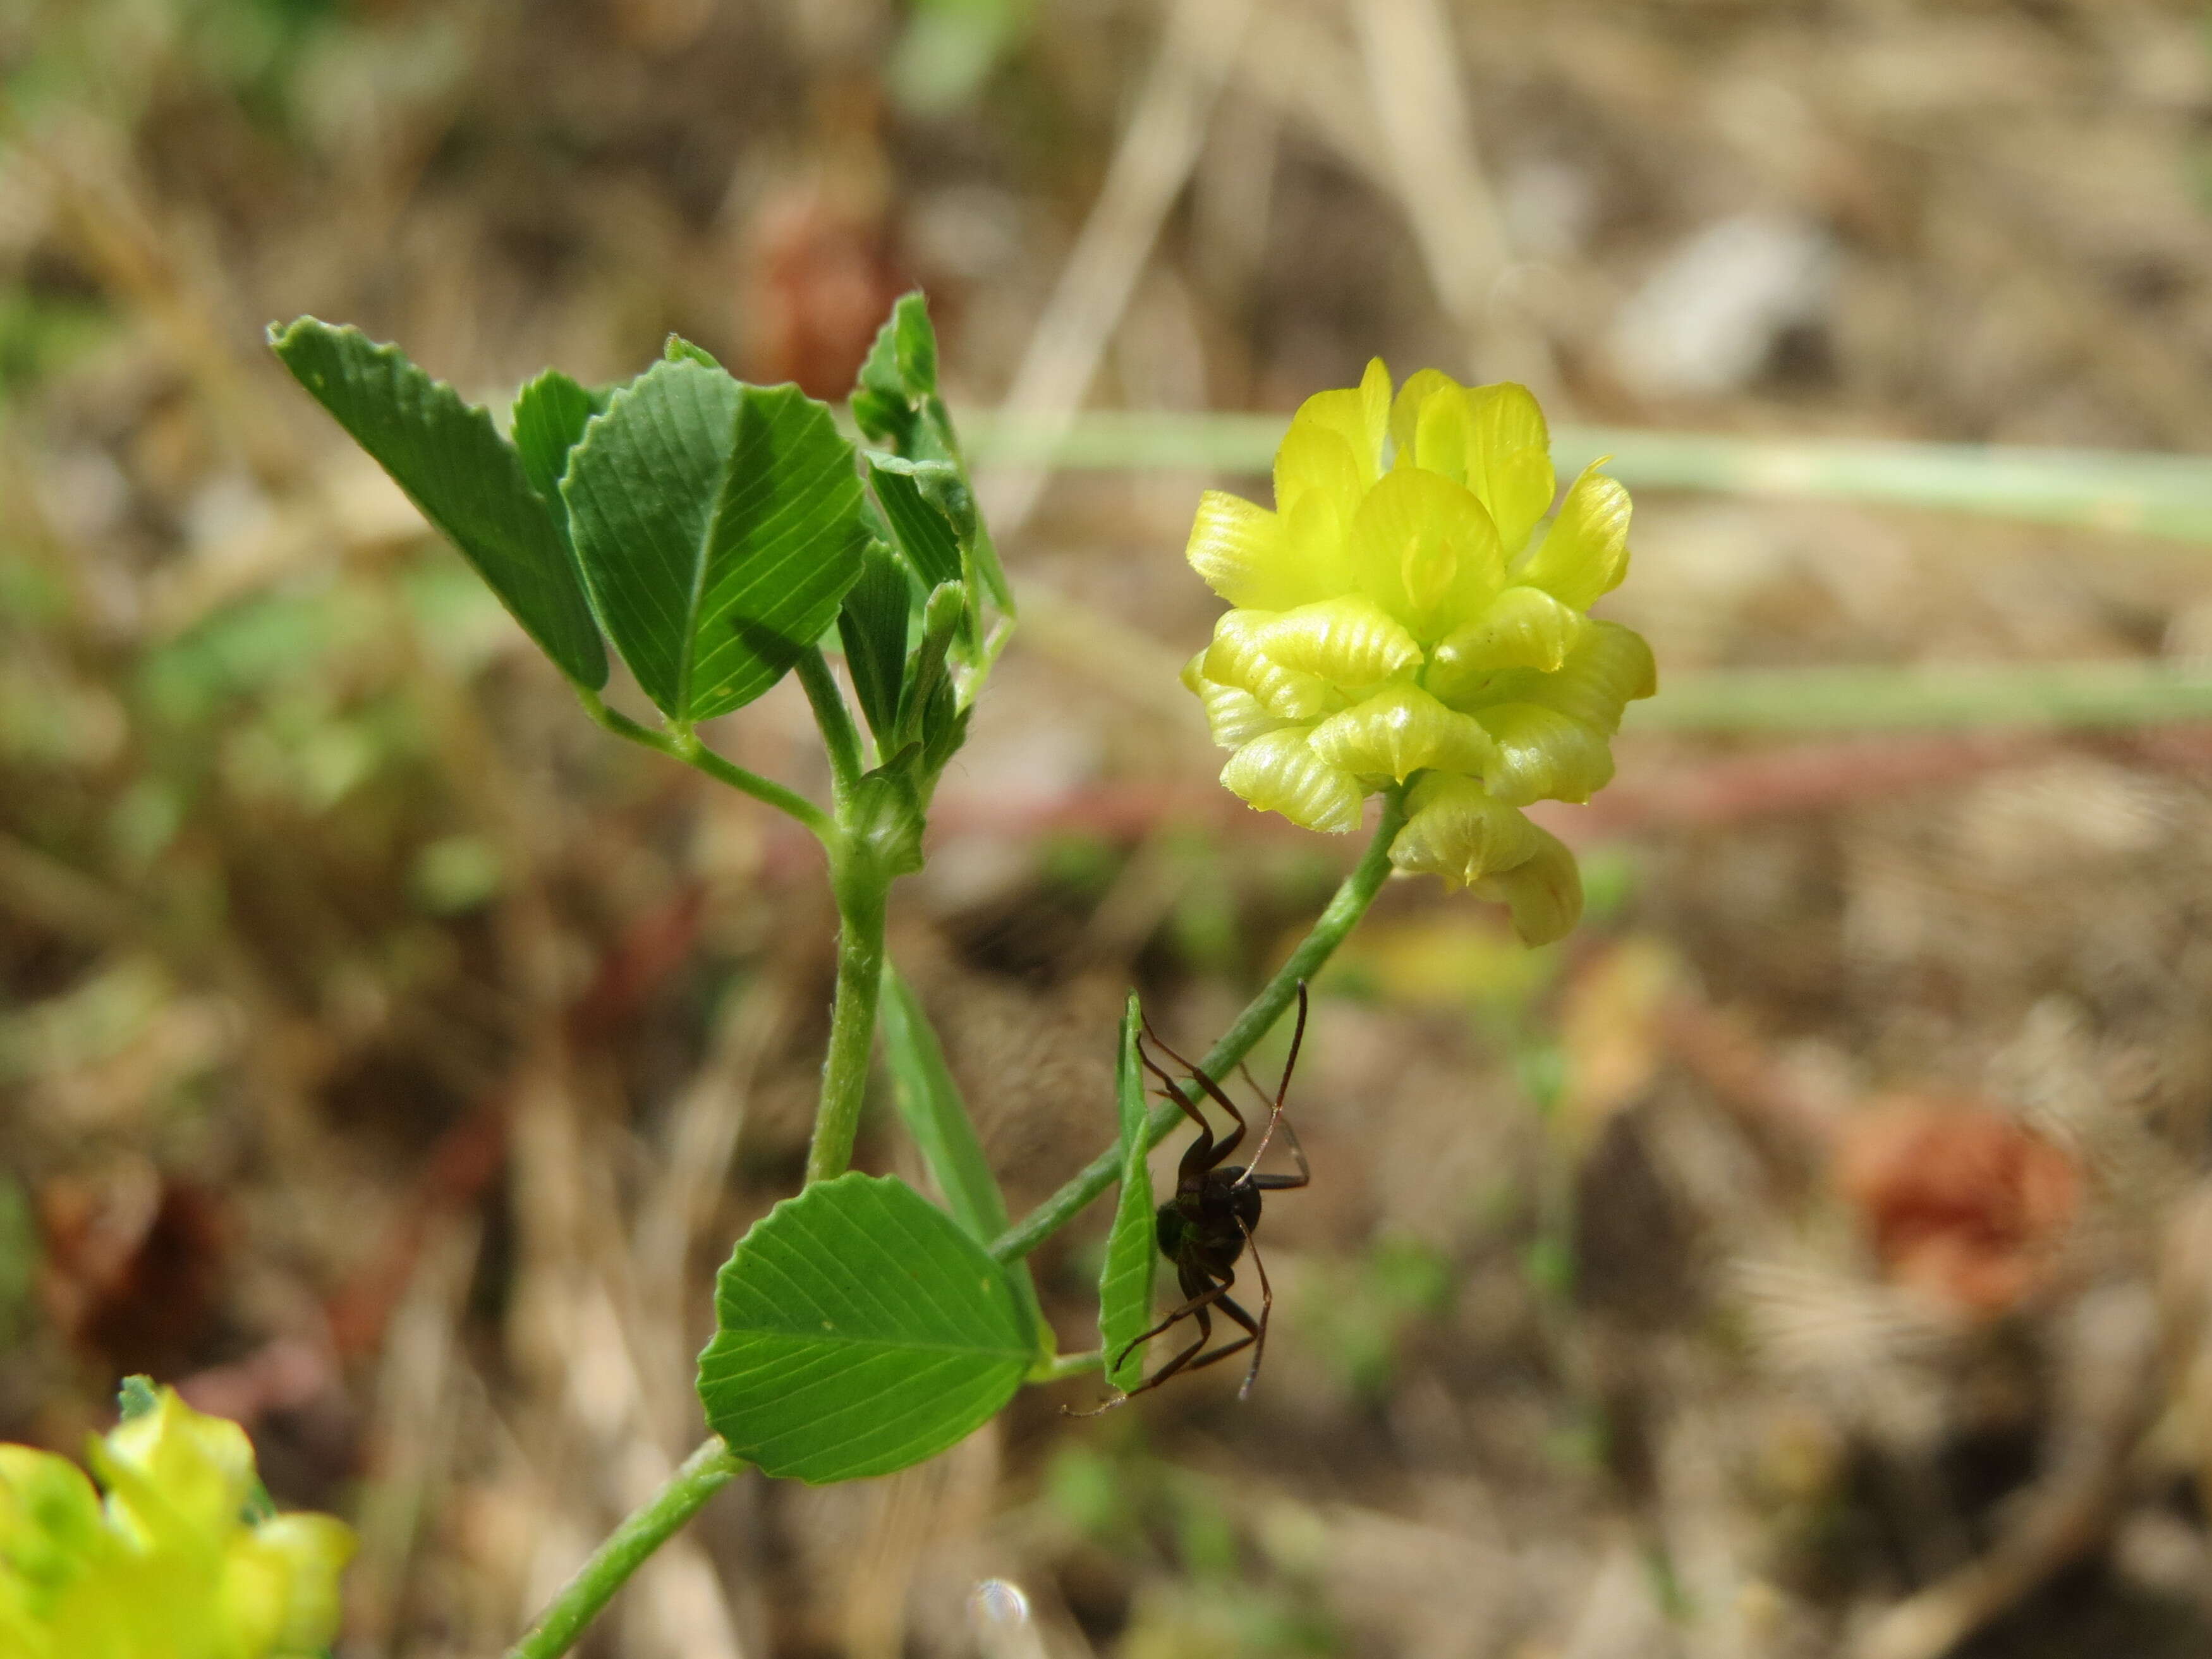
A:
[[852, 293, 1014, 614], [561, 358, 868, 723], [879, 969, 1044, 1340], [1098, 993, 1157, 1392], [837, 538, 913, 744], [695, 1173, 1033, 1483], [867, 456, 965, 592], [509, 368, 599, 618], [267, 318, 608, 689]]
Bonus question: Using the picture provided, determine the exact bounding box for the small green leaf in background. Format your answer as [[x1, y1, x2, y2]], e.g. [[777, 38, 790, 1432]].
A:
[[561, 360, 868, 723], [267, 318, 608, 689], [1099, 992, 1157, 1392], [696, 1172, 1033, 1483], [837, 538, 913, 744], [885, 0, 1035, 119], [880, 969, 1044, 1339]]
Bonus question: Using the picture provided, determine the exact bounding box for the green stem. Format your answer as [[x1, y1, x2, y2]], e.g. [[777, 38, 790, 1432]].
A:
[[805, 851, 891, 1185], [794, 646, 865, 801], [504, 1437, 744, 1659], [988, 787, 1409, 1264], [576, 689, 833, 841]]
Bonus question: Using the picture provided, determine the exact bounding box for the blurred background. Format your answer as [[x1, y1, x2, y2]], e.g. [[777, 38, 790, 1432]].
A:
[[6, 1, 2212, 1655]]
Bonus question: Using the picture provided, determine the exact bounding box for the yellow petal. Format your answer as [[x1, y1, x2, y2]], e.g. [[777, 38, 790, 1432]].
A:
[[224, 1514, 356, 1655], [0, 1447, 105, 1603], [1432, 585, 1590, 686], [1281, 484, 1357, 595], [1473, 827, 1584, 945], [1464, 383, 1555, 555], [1201, 611, 1339, 720], [1220, 728, 1366, 834], [1182, 652, 1291, 750], [1346, 466, 1504, 641], [1358, 356, 1394, 455], [1514, 463, 1629, 609], [1255, 594, 1422, 690], [1476, 703, 1617, 805], [1388, 772, 1545, 887], [1308, 683, 1497, 782], [1273, 418, 1364, 521], [1521, 620, 1658, 734], [1388, 367, 1461, 459], [92, 1389, 255, 1547], [1412, 379, 1471, 484], [1186, 490, 1314, 611]]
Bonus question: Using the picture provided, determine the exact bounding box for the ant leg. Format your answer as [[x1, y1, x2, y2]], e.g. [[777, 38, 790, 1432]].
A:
[[1110, 1285, 1225, 1403], [1246, 1114, 1310, 1191], [1139, 1047, 1218, 1193], [1142, 1016, 1249, 1164], [1239, 981, 1310, 1185], [1167, 1292, 1261, 1390], [1110, 1270, 1236, 1365], [1232, 1212, 1273, 1398], [1064, 1267, 1231, 1417]]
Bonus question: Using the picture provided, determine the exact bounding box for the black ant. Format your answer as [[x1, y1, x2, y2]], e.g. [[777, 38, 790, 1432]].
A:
[[1071, 983, 1311, 1413]]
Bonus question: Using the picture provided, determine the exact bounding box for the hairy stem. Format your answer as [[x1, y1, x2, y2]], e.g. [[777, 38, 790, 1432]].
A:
[[805, 853, 891, 1185], [988, 787, 1408, 1263], [794, 645, 865, 801], [504, 1437, 744, 1659]]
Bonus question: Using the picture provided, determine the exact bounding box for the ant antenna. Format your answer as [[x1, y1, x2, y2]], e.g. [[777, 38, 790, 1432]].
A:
[[1237, 981, 1308, 1187]]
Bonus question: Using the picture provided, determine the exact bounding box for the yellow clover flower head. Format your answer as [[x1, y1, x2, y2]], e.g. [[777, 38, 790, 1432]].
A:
[[1183, 360, 1655, 944], [1, 1385, 356, 1659]]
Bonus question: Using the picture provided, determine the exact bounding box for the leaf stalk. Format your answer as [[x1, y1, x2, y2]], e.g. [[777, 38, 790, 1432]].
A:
[[504, 1437, 744, 1659]]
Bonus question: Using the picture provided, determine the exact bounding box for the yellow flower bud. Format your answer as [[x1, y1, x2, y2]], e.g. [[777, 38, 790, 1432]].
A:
[[1476, 702, 1617, 807], [1182, 361, 1655, 943], [1308, 683, 1496, 784], [1388, 772, 1544, 887], [1181, 653, 1289, 750], [1255, 595, 1422, 688], [1202, 610, 1340, 720], [1471, 826, 1583, 945], [1220, 727, 1365, 834], [1, 1387, 356, 1659]]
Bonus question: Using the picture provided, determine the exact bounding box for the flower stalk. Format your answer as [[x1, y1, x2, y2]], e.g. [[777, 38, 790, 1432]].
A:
[[990, 786, 1409, 1264]]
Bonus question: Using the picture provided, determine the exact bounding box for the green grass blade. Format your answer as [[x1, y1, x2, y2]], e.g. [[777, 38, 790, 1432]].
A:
[[879, 969, 1044, 1341], [960, 410, 2212, 545], [1634, 660, 2212, 732]]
